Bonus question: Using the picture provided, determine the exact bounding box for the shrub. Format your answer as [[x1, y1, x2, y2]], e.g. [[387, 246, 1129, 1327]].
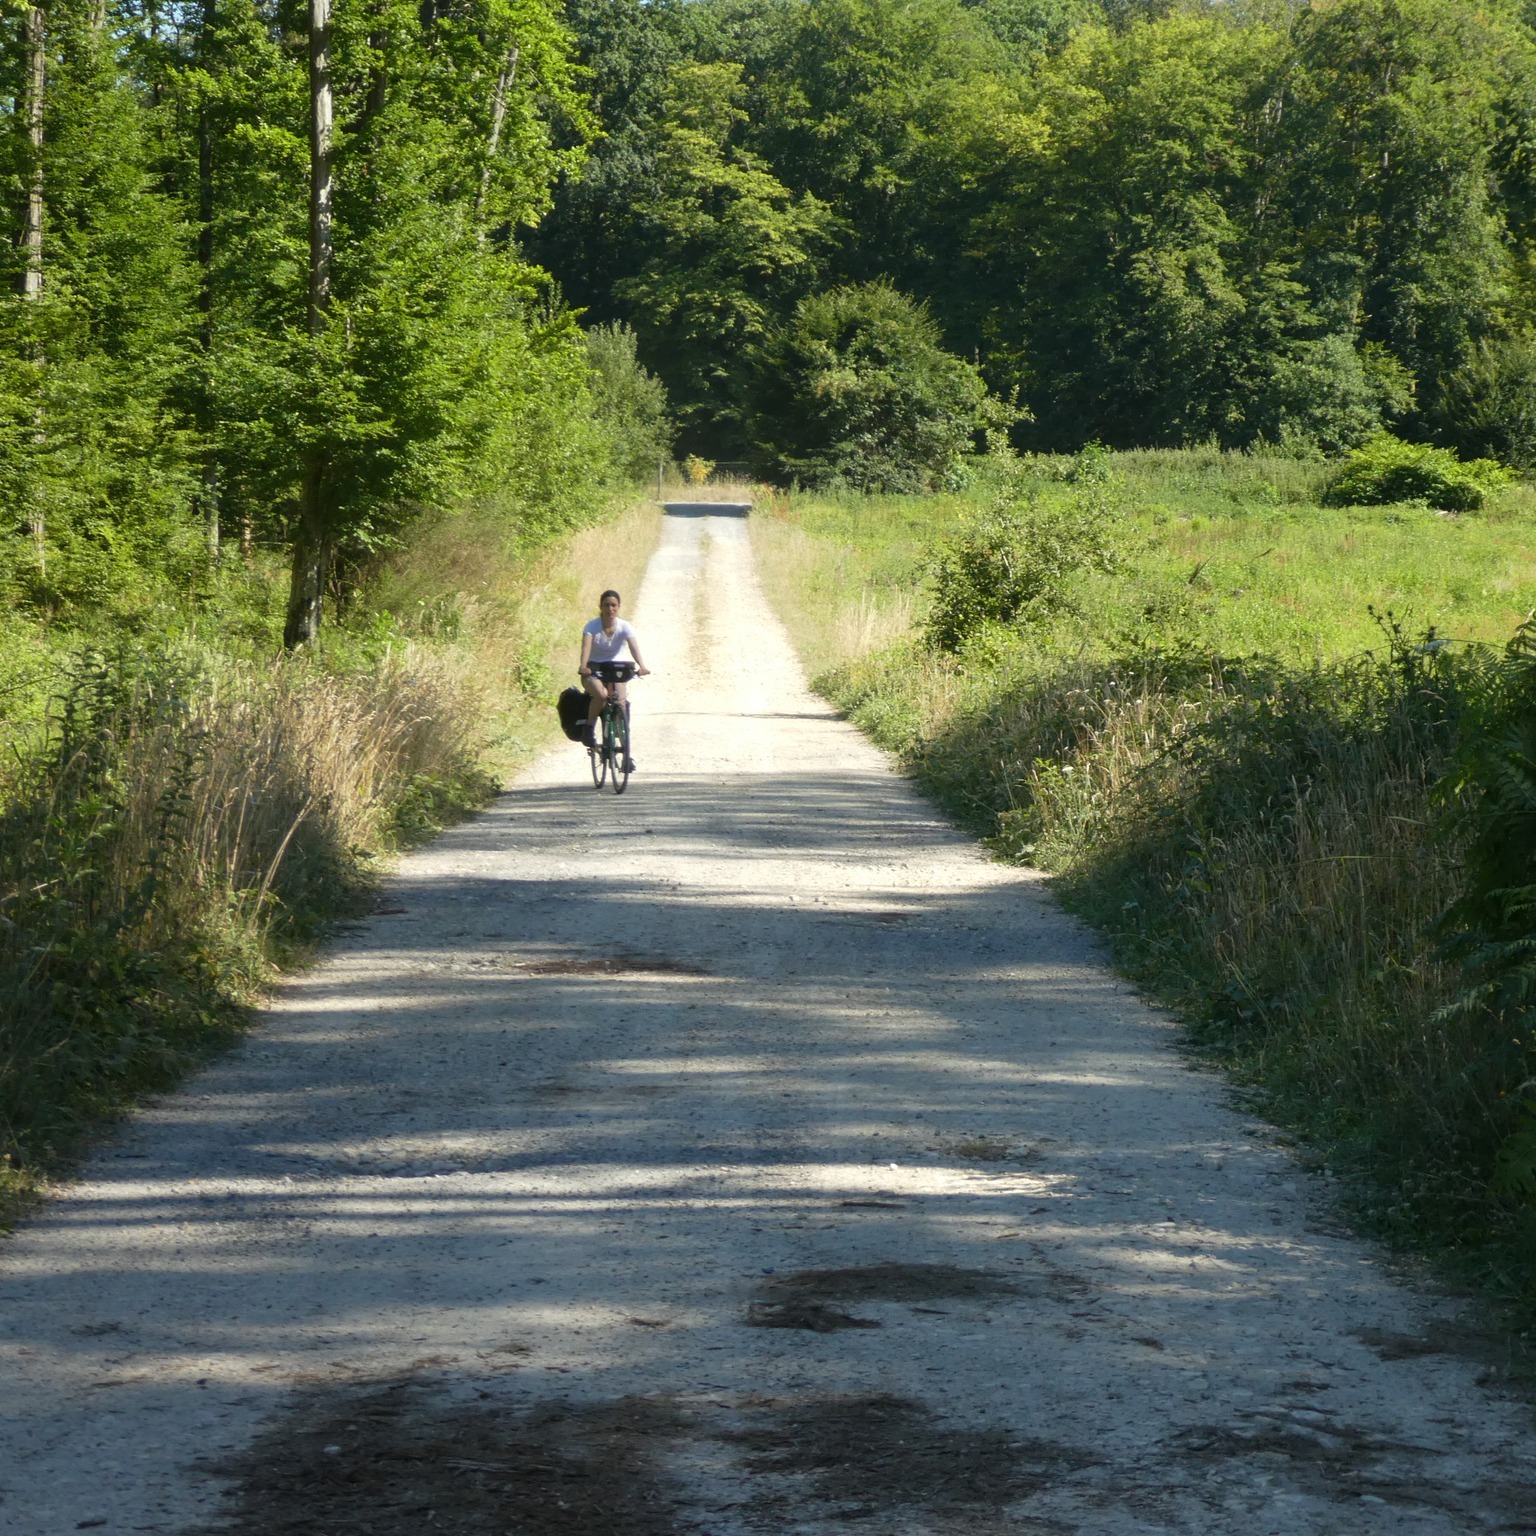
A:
[[1252, 334, 1411, 454], [924, 460, 1120, 651], [747, 282, 994, 493], [585, 323, 674, 482], [1322, 433, 1512, 511], [1437, 618, 1536, 1020], [1438, 336, 1536, 471]]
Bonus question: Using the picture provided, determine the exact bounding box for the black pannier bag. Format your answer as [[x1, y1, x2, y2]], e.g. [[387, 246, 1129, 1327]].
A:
[[557, 686, 589, 741]]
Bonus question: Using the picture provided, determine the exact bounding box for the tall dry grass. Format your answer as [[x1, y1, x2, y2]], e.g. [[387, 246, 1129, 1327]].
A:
[[0, 639, 493, 1215], [751, 512, 924, 680]]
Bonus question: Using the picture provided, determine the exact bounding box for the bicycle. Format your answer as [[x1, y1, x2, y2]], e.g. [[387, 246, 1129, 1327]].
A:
[[585, 660, 637, 794]]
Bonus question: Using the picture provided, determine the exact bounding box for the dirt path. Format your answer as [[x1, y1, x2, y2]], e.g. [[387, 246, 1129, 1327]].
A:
[[3, 505, 1535, 1535]]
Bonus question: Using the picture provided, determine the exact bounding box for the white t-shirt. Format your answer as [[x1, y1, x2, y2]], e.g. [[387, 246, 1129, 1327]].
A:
[[584, 617, 637, 664]]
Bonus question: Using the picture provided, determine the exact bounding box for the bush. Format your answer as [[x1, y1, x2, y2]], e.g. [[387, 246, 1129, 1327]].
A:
[[1438, 336, 1536, 471], [1252, 334, 1412, 455], [1438, 618, 1536, 1017], [924, 459, 1120, 651], [747, 282, 995, 493], [1322, 433, 1513, 511], [585, 323, 674, 483]]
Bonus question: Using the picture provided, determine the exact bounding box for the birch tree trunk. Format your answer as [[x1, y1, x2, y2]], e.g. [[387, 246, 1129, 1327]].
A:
[[195, 79, 219, 562], [20, 3, 46, 577], [474, 45, 519, 228], [283, 0, 335, 648], [306, 0, 333, 334], [21, 6, 44, 300]]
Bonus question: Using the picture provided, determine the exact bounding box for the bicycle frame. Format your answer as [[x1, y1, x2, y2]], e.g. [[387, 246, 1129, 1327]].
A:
[[586, 663, 635, 794]]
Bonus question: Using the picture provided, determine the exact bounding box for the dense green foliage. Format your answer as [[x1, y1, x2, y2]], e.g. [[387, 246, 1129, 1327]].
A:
[[1439, 622, 1536, 1034], [534, 0, 1536, 467], [1323, 434, 1514, 511], [0, 0, 665, 636], [585, 323, 674, 479], [749, 283, 990, 490]]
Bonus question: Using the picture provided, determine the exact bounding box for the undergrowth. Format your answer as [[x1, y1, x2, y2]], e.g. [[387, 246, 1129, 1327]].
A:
[[755, 448, 1536, 1335]]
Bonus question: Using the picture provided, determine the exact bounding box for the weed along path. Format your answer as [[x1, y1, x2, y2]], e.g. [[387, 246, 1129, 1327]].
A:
[[3, 506, 1536, 1535]]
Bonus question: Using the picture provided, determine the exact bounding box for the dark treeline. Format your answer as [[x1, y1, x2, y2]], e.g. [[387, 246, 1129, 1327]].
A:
[[531, 0, 1536, 468]]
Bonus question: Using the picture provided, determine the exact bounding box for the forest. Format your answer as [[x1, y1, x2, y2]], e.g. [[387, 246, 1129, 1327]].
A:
[[5, 0, 1536, 621], [538, 0, 1536, 480]]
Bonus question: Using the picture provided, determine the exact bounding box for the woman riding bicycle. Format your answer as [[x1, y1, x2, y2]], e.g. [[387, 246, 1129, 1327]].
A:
[[579, 589, 650, 765]]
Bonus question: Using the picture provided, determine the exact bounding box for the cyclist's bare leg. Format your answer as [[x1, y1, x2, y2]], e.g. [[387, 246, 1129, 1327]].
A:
[[613, 681, 634, 768], [582, 674, 608, 735]]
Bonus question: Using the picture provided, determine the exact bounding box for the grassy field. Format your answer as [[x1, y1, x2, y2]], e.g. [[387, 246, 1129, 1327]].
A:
[[0, 494, 662, 1225], [755, 453, 1536, 677], [753, 449, 1536, 1346]]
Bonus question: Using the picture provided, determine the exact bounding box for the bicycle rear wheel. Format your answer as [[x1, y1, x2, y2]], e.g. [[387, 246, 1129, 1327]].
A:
[[588, 714, 607, 788], [608, 707, 630, 795]]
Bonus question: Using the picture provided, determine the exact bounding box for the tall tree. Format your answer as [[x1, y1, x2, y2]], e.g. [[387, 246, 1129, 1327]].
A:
[[281, 0, 335, 648], [612, 58, 832, 449]]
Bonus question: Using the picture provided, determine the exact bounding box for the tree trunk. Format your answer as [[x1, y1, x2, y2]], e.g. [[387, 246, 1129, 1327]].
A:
[[195, 79, 218, 562], [285, 0, 335, 647], [282, 452, 330, 649], [21, 5, 45, 299], [21, 4, 45, 576], [200, 460, 219, 561], [307, 0, 333, 333], [474, 45, 518, 227]]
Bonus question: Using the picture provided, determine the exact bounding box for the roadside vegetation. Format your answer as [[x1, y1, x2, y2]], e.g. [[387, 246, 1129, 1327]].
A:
[[0, 496, 662, 1226], [754, 449, 1536, 1335]]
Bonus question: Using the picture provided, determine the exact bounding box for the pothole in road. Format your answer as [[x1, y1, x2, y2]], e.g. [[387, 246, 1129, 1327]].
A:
[[199, 1383, 690, 1535], [945, 1136, 1046, 1164], [758, 1263, 1022, 1305], [732, 1392, 1095, 1515], [1355, 1322, 1498, 1365], [745, 1299, 883, 1332], [513, 954, 709, 978]]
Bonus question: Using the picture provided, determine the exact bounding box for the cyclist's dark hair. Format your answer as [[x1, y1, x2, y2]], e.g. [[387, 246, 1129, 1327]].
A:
[[600, 589, 621, 606]]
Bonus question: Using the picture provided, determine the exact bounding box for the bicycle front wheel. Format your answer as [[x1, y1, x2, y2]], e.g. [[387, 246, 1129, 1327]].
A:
[[588, 717, 607, 788], [608, 707, 630, 795]]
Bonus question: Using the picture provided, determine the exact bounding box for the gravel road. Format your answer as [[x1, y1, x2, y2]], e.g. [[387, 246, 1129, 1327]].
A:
[[2, 504, 1534, 1535]]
